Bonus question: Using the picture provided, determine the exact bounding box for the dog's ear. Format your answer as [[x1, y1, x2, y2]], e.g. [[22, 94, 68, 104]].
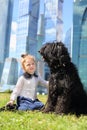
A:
[[59, 55, 71, 66]]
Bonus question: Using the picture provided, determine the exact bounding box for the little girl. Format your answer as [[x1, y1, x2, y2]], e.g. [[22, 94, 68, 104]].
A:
[[7, 54, 49, 111]]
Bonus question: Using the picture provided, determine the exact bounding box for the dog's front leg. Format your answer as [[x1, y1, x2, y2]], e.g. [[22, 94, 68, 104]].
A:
[[55, 95, 71, 115], [42, 89, 58, 113], [41, 96, 55, 113]]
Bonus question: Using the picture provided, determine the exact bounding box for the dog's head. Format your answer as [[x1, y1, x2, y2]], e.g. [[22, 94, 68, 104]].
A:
[[39, 41, 71, 69]]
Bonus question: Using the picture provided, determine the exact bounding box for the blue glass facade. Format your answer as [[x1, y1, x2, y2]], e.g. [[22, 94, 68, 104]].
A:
[[0, 0, 13, 80], [64, 28, 72, 57], [72, 0, 87, 91], [0, 58, 18, 91], [37, 14, 45, 59], [16, 0, 40, 59], [1, 58, 18, 84], [44, 0, 63, 42]]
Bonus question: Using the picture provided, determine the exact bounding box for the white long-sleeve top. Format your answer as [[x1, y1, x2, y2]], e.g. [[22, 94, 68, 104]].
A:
[[10, 75, 49, 101]]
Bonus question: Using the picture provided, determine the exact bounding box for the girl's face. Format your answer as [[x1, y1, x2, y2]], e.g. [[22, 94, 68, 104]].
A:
[[24, 59, 36, 74]]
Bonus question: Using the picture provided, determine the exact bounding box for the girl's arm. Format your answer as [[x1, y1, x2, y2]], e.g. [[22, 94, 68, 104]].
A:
[[7, 76, 24, 105], [38, 75, 49, 88]]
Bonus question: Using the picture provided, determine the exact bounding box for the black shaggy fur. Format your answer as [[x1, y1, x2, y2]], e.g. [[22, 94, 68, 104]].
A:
[[39, 41, 87, 115]]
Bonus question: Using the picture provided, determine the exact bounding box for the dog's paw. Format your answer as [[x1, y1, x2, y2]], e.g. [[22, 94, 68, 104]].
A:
[[42, 107, 54, 113], [42, 109, 49, 113]]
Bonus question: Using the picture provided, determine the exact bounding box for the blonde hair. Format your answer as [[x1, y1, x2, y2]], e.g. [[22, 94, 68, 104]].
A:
[[21, 54, 36, 71]]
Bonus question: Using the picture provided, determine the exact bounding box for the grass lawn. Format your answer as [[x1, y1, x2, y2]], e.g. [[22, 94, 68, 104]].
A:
[[0, 93, 87, 130]]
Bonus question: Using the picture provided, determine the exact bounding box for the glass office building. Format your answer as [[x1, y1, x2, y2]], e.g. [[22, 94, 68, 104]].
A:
[[43, 0, 64, 81], [16, 0, 40, 59], [0, 58, 18, 91], [0, 0, 13, 79], [72, 0, 87, 91], [64, 28, 72, 57], [44, 0, 63, 42]]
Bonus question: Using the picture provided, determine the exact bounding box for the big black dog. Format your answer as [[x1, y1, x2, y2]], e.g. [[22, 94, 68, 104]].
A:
[[39, 41, 87, 115]]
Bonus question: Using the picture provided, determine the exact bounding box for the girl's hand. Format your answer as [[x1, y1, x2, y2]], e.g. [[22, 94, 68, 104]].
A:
[[7, 100, 14, 106]]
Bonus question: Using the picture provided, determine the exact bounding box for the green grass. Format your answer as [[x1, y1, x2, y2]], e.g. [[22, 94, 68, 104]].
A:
[[0, 93, 87, 130]]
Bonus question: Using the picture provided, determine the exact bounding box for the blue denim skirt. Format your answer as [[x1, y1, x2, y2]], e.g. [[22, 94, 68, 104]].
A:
[[17, 96, 44, 111]]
